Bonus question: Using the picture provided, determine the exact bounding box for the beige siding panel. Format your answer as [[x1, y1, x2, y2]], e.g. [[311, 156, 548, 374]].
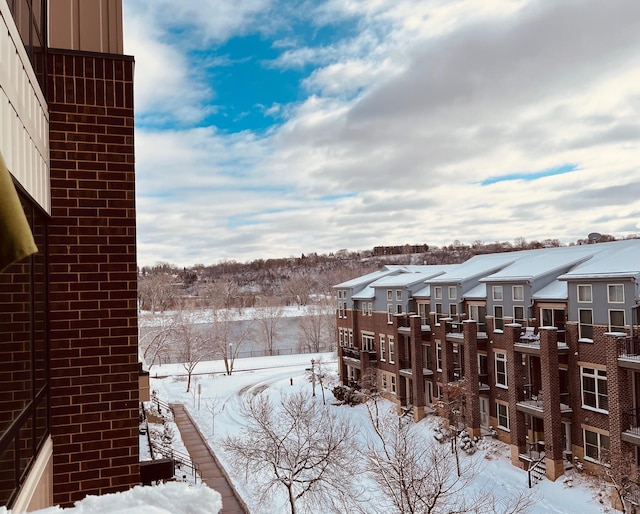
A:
[[0, 1, 50, 213]]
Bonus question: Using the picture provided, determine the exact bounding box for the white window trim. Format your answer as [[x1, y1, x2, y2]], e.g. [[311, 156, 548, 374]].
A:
[[387, 290, 393, 301], [512, 285, 524, 302], [581, 367, 608, 413], [577, 284, 592, 303], [434, 286, 442, 300], [379, 335, 386, 361], [387, 304, 393, 324], [367, 302, 372, 316], [608, 284, 625, 304], [396, 289, 402, 301], [578, 308, 594, 342], [448, 286, 456, 300], [583, 429, 609, 463], [436, 342, 442, 372], [388, 337, 395, 364], [496, 402, 510, 431], [492, 285, 503, 301], [513, 305, 525, 322], [390, 374, 396, 394], [495, 352, 508, 389], [608, 309, 626, 332]]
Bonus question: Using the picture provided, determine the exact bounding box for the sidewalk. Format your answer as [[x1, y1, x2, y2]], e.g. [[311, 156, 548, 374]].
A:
[[171, 403, 247, 514]]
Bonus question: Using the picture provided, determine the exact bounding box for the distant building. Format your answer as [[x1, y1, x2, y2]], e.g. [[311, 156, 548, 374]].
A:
[[1, 1, 139, 511], [335, 240, 640, 494], [372, 244, 429, 256]]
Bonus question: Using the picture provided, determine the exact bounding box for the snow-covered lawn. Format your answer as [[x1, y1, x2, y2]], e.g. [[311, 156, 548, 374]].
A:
[[152, 354, 612, 514]]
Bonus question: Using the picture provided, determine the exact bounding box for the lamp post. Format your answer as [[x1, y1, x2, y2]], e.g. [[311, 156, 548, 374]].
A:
[[311, 358, 316, 397]]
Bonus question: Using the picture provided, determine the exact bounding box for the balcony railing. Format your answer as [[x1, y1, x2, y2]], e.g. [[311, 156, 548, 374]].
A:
[[623, 408, 640, 436], [341, 346, 360, 360], [618, 336, 640, 360], [518, 385, 571, 413]]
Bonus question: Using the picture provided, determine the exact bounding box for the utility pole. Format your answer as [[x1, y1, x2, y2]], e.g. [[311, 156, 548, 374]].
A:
[[311, 358, 316, 397]]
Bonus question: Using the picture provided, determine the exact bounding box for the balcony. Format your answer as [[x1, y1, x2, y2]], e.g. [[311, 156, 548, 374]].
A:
[[513, 328, 569, 355], [399, 359, 413, 377], [478, 373, 490, 392], [341, 346, 360, 361], [618, 336, 640, 370], [516, 385, 572, 417], [622, 408, 640, 445]]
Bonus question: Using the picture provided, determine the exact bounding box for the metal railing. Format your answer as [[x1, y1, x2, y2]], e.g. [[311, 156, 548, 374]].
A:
[[618, 336, 640, 359]]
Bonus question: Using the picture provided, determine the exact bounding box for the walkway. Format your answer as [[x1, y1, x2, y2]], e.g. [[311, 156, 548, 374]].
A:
[[171, 403, 247, 514]]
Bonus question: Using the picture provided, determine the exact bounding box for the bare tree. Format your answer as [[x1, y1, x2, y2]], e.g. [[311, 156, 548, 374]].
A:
[[174, 315, 209, 392], [138, 273, 177, 313], [598, 447, 640, 513], [283, 274, 313, 306], [139, 314, 180, 369], [256, 297, 284, 356], [298, 304, 332, 353], [363, 398, 532, 514], [203, 309, 254, 375], [223, 391, 365, 514]]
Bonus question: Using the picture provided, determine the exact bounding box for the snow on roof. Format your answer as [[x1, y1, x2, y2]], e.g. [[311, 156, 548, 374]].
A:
[[480, 245, 597, 282], [352, 285, 375, 300], [429, 253, 517, 284], [533, 280, 568, 300], [413, 284, 430, 298], [463, 283, 486, 300], [558, 239, 640, 280], [333, 267, 399, 288]]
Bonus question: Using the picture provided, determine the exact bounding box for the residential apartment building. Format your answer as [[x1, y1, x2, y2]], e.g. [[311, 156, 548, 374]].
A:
[[336, 240, 640, 485], [1, 1, 139, 511]]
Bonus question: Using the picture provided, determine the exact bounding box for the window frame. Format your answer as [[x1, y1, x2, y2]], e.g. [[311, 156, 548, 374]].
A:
[[494, 305, 504, 331], [577, 284, 592, 303], [492, 285, 503, 301], [448, 286, 457, 300], [379, 335, 386, 361], [609, 309, 625, 332], [495, 352, 507, 388], [512, 285, 524, 301], [583, 429, 610, 463], [396, 289, 402, 301], [581, 367, 608, 413], [387, 290, 393, 301], [388, 336, 395, 364], [390, 374, 396, 394], [387, 304, 393, 324], [436, 342, 442, 372], [608, 284, 624, 304], [496, 402, 509, 431], [362, 333, 374, 352], [434, 286, 442, 300], [513, 305, 525, 324], [578, 308, 594, 341]]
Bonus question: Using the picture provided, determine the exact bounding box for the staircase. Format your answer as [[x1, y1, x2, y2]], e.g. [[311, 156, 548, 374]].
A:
[[528, 457, 546, 488]]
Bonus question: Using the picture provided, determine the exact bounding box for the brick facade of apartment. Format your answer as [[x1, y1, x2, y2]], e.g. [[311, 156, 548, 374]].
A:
[[336, 244, 640, 494], [47, 49, 139, 506]]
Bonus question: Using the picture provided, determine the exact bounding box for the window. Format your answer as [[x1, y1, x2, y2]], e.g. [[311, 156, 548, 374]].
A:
[[469, 304, 487, 332], [390, 374, 397, 394], [367, 302, 372, 316], [583, 429, 609, 463], [512, 285, 524, 301], [514, 306, 525, 324], [497, 402, 509, 430], [450, 303, 458, 317], [436, 342, 442, 371], [435, 303, 442, 324], [448, 286, 457, 300], [338, 328, 344, 346], [396, 304, 403, 315], [437, 384, 444, 400], [380, 335, 386, 361], [338, 301, 346, 318], [388, 337, 395, 363], [608, 284, 624, 303], [492, 285, 503, 301], [418, 303, 429, 325], [495, 352, 507, 388], [387, 290, 393, 301], [347, 329, 354, 348], [581, 367, 608, 412], [434, 286, 442, 300], [361, 302, 366, 315], [577, 284, 592, 303], [423, 345, 432, 371], [609, 310, 625, 332], [362, 334, 374, 352], [579, 309, 593, 340], [381, 373, 388, 391], [387, 304, 394, 323], [494, 305, 504, 331], [396, 289, 402, 301]]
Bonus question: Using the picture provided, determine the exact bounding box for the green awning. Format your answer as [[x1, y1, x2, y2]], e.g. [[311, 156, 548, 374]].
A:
[[0, 151, 38, 272]]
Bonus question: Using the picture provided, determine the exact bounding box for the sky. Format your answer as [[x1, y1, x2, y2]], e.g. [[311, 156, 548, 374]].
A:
[[123, 0, 640, 267]]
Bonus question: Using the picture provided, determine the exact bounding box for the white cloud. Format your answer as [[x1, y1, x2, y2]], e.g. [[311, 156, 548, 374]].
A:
[[128, 0, 640, 266]]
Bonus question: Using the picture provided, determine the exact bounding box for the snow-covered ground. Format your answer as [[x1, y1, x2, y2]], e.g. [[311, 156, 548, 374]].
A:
[[151, 353, 612, 514], [13, 352, 614, 514]]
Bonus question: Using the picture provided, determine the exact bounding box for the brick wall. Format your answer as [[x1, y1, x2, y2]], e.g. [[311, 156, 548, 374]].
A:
[[46, 49, 139, 506]]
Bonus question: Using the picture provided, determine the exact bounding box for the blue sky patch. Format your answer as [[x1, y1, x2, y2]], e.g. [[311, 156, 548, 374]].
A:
[[480, 163, 578, 186]]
